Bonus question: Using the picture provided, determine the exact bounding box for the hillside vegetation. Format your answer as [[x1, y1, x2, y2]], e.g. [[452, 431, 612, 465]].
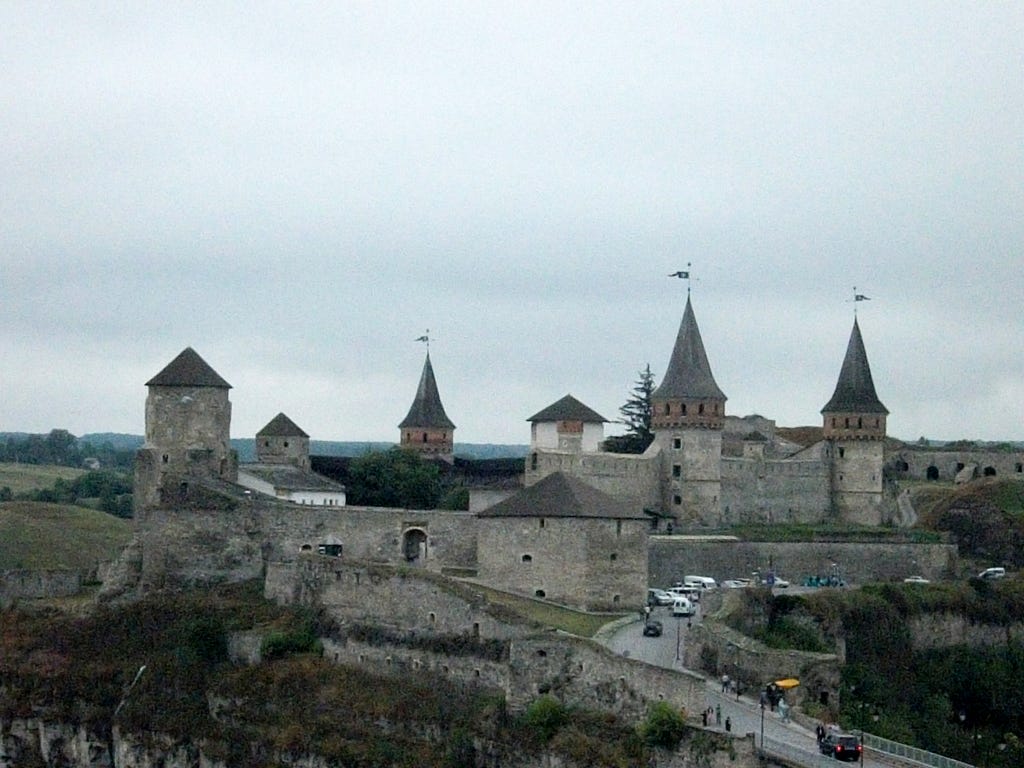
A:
[[0, 583, 655, 767], [0, 463, 85, 494], [0, 501, 131, 570]]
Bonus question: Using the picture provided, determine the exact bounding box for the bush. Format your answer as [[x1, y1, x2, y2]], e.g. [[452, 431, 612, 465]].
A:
[[641, 701, 686, 749], [522, 696, 568, 742]]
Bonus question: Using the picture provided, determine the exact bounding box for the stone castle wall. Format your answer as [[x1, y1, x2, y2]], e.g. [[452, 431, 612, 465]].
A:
[[649, 538, 958, 587], [889, 449, 1024, 482], [476, 516, 647, 611], [266, 557, 708, 723], [525, 448, 661, 511], [721, 456, 831, 525]]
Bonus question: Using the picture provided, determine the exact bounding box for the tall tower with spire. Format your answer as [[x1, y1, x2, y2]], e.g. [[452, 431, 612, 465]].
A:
[[821, 318, 888, 524], [399, 352, 456, 461], [651, 295, 727, 525]]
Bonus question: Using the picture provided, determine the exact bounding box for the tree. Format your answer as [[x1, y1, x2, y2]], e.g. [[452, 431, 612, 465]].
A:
[[346, 448, 442, 509], [604, 365, 656, 454]]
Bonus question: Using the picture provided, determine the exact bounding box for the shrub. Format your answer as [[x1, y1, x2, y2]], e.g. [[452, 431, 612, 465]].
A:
[[641, 701, 686, 749], [522, 695, 568, 742]]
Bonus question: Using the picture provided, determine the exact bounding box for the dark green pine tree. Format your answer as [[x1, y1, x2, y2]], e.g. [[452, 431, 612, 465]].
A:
[[604, 365, 655, 454]]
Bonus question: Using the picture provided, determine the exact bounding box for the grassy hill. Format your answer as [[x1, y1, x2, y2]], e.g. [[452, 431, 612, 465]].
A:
[[0, 501, 131, 570], [0, 463, 85, 494]]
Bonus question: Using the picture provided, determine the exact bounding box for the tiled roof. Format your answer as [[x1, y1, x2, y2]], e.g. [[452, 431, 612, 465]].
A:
[[239, 464, 345, 492], [821, 319, 888, 414], [146, 347, 231, 388], [399, 353, 456, 430], [527, 394, 607, 423], [256, 412, 309, 438], [477, 471, 647, 519], [652, 296, 726, 401]]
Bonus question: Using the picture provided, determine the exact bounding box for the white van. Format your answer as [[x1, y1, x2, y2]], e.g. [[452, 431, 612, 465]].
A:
[[979, 567, 1006, 580], [683, 575, 718, 591], [671, 597, 696, 617]]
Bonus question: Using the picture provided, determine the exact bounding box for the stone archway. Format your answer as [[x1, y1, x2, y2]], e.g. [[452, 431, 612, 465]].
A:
[[926, 465, 939, 481], [403, 528, 427, 564]]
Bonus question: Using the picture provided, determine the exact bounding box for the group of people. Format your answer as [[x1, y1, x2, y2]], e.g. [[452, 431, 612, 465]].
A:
[[700, 705, 731, 733]]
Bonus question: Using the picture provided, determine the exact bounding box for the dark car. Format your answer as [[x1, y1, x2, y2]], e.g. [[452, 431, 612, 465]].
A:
[[642, 620, 663, 637], [820, 732, 862, 761]]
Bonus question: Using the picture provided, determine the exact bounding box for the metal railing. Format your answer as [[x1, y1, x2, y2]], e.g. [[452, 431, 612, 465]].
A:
[[863, 732, 975, 768]]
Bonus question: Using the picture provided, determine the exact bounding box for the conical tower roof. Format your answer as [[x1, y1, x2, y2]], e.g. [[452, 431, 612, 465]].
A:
[[399, 353, 456, 429], [146, 347, 231, 388], [652, 296, 726, 401], [256, 412, 309, 438], [821, 318, 888, 414]]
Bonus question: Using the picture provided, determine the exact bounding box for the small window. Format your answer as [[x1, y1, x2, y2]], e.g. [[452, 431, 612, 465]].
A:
[[673, 495, 682, 505], [673, 438, 681, 450], [531, 452, 538, 470], [612, 594, 620, 603], [845, 417, 850, 428], [857, 417, 862, 428], [429, 612, 436, 624], [536, 649, 547, 658], [162, 454, 169, 464], [522, 554, 533, 563], [672, 464, 681, 478], [610, 553, 617, 561], [1016, 463, 1022, 473], [283, 441, 289, 448], [664, 403, 670, 415], [838, 447, 845, 458], [535, 589, 546, 598], [264, 440, 270, 447], [422, 432, 428, 443], [681, 403, 687, 415], [698, 403, 704, 414], [539, 518, 545, 529], [616, 520, 622, 535]]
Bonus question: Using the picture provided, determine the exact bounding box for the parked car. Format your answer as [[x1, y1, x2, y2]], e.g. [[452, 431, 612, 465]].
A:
[[819, 732, 862, 761], [903, 575, 930, 584], [722, 578, 752, 589], [979, 567, 1006, 580], [683, 575, 717, 591], [671, 597, 696, 617], [667, 585, 700, 600], [642, 620, 663, 637], [647, 588, 674, 606]]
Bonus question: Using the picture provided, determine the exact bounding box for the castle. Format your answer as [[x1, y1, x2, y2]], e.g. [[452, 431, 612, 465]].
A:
[[525, 295, 892, 528]]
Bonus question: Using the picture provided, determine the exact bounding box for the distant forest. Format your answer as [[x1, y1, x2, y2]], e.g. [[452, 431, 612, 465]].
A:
[[0, 431, 528, 466]]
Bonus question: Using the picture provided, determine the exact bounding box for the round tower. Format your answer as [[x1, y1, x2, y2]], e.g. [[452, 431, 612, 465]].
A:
[[821, 318, 888, 524], [650, 296, 726, 525]]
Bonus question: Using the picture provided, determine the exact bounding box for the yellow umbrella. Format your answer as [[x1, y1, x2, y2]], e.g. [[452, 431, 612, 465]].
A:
[[774, 678, 800, 689]]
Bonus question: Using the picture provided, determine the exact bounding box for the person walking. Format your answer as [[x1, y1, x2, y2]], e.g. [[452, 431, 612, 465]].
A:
[[816, 723, 826, 744], [725, 716, 732, 733], [715, 704, 722, 725], [721, 673, 730, 693]]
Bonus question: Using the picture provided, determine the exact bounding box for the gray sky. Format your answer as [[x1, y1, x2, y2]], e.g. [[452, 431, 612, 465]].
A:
[[2, 3, 1022, 446]]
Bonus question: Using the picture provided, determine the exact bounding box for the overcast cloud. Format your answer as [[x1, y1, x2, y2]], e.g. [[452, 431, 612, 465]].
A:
[[2, 2, 1022, 446]]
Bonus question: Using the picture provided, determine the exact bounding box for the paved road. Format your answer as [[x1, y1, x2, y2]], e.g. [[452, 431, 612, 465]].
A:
[[600, 602, 892, 768]]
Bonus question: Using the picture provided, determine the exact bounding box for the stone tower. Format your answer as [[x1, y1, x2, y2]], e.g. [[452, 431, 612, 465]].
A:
[[134, 347, 237, 513], [399, 352, 456, 460], [256, 412, 310, 470], [651, 296, 727, 525], [821, 318, 888, 525]]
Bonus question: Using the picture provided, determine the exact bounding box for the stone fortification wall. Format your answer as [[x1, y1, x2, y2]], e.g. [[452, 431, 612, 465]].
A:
[[908, 613, 1024, 650], [649, 538, 958, 587], [508, 632, 707, 723], [266, 558, 532, 640], [0, 570, 82, 608], [721, 456, 830, 525], [525, 449, 661, 510], [128, 497, 478, 592], [476, 516, 647, 611], [266, 557, 708, 724], [889, 449, 1024, 482]]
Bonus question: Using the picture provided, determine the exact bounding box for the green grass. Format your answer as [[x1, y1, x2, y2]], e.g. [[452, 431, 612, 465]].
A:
[[0, 462, 85, 494], [462, 582, 628, 637], [0, 501, 131, 569]]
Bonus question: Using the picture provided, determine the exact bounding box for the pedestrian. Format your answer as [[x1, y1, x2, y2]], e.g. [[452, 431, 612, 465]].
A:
[[816, 723, 825, 744], [715, 704, 721, 725], [644, 604, 652, 619], [721, 673, 730, 692], [735, 681, 741, 701], [725, 716, 732, 733]]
